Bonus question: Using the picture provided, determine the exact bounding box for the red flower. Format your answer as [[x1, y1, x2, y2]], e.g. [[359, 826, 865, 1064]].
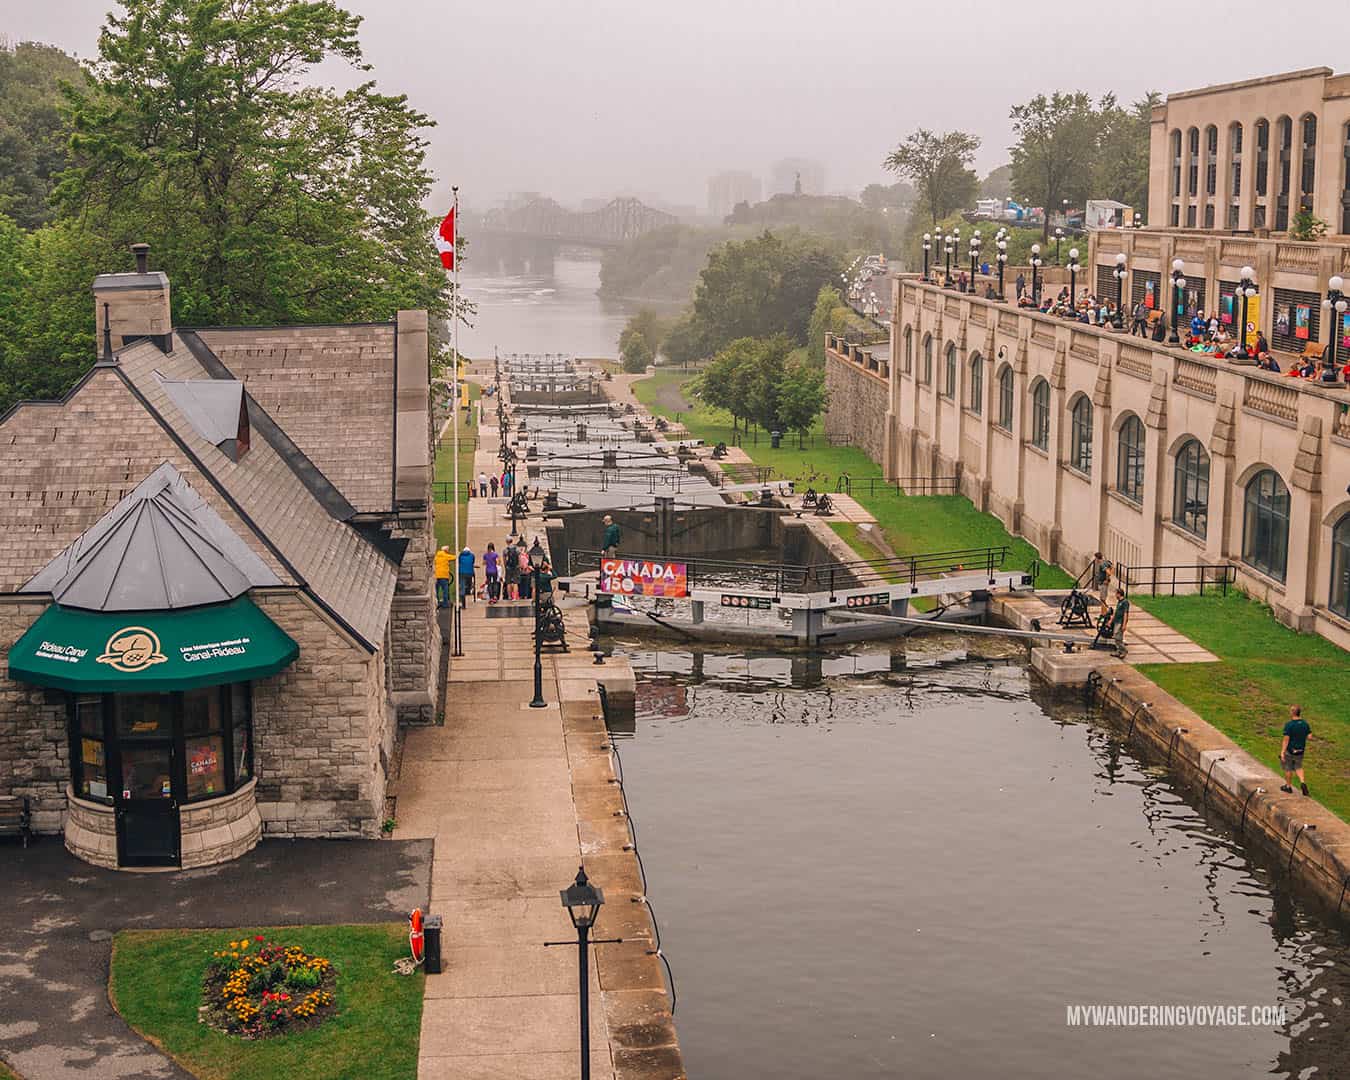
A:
[[255, 935, 265, 942]]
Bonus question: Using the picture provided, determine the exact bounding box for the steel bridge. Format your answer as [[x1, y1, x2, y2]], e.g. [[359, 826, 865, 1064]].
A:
[[477, 197, 679, 248]]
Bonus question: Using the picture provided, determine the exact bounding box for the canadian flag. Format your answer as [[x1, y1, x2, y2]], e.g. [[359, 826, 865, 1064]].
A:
[[435, 208, 455, 270]]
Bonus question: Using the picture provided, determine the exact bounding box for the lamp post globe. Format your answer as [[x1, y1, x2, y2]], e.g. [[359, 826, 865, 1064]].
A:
[[1067, 248, 1080, 312], [1030, 244, 1042, 305], [1168, 260, 1186, 344], [528, 538, 548, 709]]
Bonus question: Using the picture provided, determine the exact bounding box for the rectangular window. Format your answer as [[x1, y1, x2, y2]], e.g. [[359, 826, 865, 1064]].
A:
[[1170, 204, 1180, 227], [231, 683, 253, 783], [117, 693, 172, 737], [75, 695, 109, 801], [1272, 287, 1321, 352], [186, 735, 226, 799], [1186, 205, 1197, 227]]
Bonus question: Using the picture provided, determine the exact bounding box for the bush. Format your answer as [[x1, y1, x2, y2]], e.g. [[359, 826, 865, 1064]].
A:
[[204, 936, 337, 1038]]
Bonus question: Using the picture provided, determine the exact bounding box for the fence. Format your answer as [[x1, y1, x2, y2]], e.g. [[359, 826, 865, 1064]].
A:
[[730, 429, 854, 450], [435, 435, 479, 452], [1119, 563, 1237, 597], [834, 475, 959, 497]]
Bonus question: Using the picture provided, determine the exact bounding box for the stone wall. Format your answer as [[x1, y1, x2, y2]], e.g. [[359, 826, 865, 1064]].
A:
[[0, 597, 69, 834], [251, 591, 390, 838], [824, 347, 890, 468]]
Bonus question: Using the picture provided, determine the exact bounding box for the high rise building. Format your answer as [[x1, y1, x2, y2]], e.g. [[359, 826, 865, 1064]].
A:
[[707, 171, 762, 221]]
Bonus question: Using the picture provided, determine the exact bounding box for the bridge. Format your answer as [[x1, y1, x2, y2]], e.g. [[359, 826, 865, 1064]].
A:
[[476, 196, 678, 249]]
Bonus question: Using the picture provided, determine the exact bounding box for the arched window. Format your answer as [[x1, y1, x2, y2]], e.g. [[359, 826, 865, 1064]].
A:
[[1300, 113, 1317, 205], [968, 353, 983, 414], [1172, 439, 1210, 538], [1070, 396, 1093, 474], [1170, 129, 1183, 202], [1030, 379, 1050, 450], [944, 343, 957, 398], [1116, 415, 1145, 503], [1243, 469, 1290, 582], [1330, 514, 1350, 618], [996, 365, 1014, 430], [922, 334, 933, 384], [1187, 127, 1200, 197], [903, 327, 913, 373]]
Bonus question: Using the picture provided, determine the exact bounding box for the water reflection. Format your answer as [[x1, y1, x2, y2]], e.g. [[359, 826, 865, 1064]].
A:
[[611, 640, 1350, 1079]]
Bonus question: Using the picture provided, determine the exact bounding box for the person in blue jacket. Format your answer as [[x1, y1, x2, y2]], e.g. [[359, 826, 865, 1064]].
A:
[[457, 546, 476, 609]]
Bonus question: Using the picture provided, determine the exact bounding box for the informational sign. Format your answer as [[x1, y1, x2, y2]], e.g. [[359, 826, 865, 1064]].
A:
[[1244, 295, 1261, 350], [599, 559, 687, 598], [843, 593, 891, 608], [1341, 312, 1350, 351], [720, 594, 773, 610], [1144, 280, 1155, 309], [1220, 293, 1234, 325], [1294, 304, 1311, 341]]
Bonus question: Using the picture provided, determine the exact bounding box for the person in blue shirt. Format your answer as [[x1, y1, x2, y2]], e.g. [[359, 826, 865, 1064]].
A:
[[1280, 705, 1311, 796], [457, 546, 476, 609], [1190, 313, 1207, 340]]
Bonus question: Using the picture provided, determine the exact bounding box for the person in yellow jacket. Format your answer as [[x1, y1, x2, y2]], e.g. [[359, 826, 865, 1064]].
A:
[[434, 546, 452, 609]]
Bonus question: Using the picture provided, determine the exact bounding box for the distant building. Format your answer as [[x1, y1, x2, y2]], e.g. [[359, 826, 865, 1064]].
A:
[[1148, 66, 1350, 234], [707, 171, 762, 221], [770, 158, 825, 198]]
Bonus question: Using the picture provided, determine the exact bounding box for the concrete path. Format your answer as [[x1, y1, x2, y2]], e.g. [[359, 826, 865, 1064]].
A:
[[402, 419, 682, 1079], [1002, 592, 1218, 664], [0, 838, 430, 1080]]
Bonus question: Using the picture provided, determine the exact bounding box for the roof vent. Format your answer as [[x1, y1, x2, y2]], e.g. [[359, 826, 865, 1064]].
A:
[[157, 376, 251, 461]]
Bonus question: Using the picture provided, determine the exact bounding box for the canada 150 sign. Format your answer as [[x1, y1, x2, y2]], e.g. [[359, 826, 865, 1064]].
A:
[[599, 559, 688, 598]]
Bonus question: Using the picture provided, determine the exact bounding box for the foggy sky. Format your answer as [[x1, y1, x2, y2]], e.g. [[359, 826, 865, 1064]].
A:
[[6, 0, 1342, 213]]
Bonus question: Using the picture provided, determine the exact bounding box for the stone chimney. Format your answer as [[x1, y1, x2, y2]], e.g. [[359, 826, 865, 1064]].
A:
[[93, 243, 172, 354]]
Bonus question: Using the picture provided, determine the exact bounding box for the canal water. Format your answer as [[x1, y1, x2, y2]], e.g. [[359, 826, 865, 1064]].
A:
[[610, 638, 1350, 1080], [457, 253, 636, 360]]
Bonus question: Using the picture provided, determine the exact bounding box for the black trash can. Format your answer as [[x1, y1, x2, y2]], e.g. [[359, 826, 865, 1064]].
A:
[[770, 430, 782, 449]]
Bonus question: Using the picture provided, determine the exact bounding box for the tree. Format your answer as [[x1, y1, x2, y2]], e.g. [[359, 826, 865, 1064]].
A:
[[807, 284, 845, 365], [660, 310, 705, 368], [55, 0, 449, 332], [618, 327, 654, 373], [980, 165, 1013, 200], [695, 336, 762, 431], [775, 355, 828, 437], [1008, 92, 1102, 240], [882, 129, 980, 228], [1094, 92, 1159, 214], [0, 42, 88, 228]]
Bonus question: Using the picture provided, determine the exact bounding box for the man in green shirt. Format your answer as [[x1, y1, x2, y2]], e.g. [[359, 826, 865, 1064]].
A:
[[602, 514, 622, 558], [1280, 704, 1311, 796]]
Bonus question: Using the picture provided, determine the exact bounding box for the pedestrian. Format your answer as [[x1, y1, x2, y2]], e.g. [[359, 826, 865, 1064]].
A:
[[478, 471, 488, 498], [490, 474, 499, 497], [1015, 272, 1026, 301], [536, 558, 556, 605], [1280, 705, 1311, 796], [1151, 315, 1168, 343], [466, 478, 474, 501], [602, 514, 621, 558], [502, 470, 513, 498], [516, 538, 532, 600], [457, 545, 475, 608], [1131, 300, 1149, 337], [1105, 586, 1130, 656], [503, 537, 521, 599], [484, 542, 500, 603], [434, 545, 452, 609]]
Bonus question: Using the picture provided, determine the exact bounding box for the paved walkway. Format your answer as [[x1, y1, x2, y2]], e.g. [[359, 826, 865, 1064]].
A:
[[402, 419, 682, 1080], [1003, 592, 1219, 664], [0, 838, 430, 1080]]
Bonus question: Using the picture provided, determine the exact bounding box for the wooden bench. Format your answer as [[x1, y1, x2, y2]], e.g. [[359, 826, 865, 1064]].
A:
[[1297, 341, 1327, 364], [0, 796, 32, 847]]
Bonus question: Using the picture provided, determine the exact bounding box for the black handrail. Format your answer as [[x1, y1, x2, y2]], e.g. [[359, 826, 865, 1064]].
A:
[[834, 475, 959, 497], [1118, 563, 1237, 597]]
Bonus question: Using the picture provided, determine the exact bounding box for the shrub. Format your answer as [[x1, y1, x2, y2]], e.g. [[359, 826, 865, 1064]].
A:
[[204, 936, 336, 1038]]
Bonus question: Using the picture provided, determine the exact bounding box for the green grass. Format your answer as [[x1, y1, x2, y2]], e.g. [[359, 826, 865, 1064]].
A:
[[110, 924, 423, 1080], [634, 371, 1072, 588], [1133, 592, 1350, 822], [0, 1059, 20, 1080], [434, 381, 481, 549]]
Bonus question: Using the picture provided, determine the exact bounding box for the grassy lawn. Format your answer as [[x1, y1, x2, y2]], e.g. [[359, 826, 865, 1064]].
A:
[[635, 370, 1072, 588], [110, 924, 422, 1080], [0, 1059, 19, 1080], [434, 381, 481, 549], [1133, 592, 1350, 822]]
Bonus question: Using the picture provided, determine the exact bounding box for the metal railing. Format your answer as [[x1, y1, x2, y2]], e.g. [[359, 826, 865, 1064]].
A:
[[834, 475, 959, 497], [569, 544, 1013, 596], [1119, 563, 1237, 597], [730, 429, 853, 450], [435, 435, 479, 452]]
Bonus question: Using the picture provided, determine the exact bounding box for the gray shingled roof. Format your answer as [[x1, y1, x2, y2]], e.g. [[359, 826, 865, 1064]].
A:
[[21, 462, 281, 611]]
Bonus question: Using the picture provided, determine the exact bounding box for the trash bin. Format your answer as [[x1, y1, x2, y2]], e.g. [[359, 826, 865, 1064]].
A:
[[770, 430, 782, 449], [423, 914, 443, 974]]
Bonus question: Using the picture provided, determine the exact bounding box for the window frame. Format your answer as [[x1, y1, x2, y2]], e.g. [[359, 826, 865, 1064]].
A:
[[996, 365, 1014, 431], [1030, 379, 1050, 450], [1332, 514, 1350, 619], [943, 343, 957, 399], [1171, 439, 1210, 539], [1116, 415, 1145, 503], [968, 353, 982, 414], [922, 334, 933, 385], [1069, 396, 1093, 474], [1242, 469, 1290, 583]]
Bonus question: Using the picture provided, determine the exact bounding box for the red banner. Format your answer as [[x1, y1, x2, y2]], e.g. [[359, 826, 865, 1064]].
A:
[[600, 559, 688, 597]]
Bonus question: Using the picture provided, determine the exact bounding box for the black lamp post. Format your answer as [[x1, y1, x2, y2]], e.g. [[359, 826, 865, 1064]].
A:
[[529, 538, 548, 708], [1168, 258, 1187, 344], [921, 233, 931, 282], [555, 867, 607, 1080], [1030, 244, 1043, 305], [943, 233, 954, 285], [1236, 265, 1257, 357], [968, 232, 981, 293], [1054, 226, 1064, 266], [1112, 252, 1127, 329], [996, 236, 1008, 300], [1322, 274, 1346, 377], [1067, 247, 1081, 313]]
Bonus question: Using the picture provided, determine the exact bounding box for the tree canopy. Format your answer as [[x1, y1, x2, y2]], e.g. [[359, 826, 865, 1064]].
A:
[[882, 129, 980, 228], [695, 334, 826, 435], [0, 41, 87, 229]]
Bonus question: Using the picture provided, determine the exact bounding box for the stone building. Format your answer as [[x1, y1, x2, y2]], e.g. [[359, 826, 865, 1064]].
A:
[[0, 249, 439, 869]]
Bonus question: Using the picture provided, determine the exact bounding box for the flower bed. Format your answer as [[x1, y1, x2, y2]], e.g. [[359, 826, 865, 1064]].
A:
[[202, 935, 337, 1038]]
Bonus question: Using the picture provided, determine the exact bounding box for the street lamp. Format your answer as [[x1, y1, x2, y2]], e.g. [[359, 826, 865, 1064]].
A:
[[1054, 226, 1064, 266], [921, 233, 931, 282], [1067, 247, 1081, 313], [1112, 252, 1127, 329], [996, 237, 1008, 300], [1236, 265, 1258, 357], [1168, 258, 1187, 344], [968, 232, 981, 293], [943, 232, 955, 285], [548, 867, 616, 1080], [1030, 244, 1043, 305], [529, 538, 548, 708], [1322, 274, 1347, 378]]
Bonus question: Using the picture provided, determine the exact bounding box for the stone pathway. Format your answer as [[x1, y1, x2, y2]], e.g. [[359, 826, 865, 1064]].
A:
[[0, 838, 430, 1080], [401, 418, 682, 1080], [1003, 592, 1219, 664]]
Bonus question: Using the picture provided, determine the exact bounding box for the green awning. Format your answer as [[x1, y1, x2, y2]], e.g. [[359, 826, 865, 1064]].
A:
[[6, 596, 299, 692]]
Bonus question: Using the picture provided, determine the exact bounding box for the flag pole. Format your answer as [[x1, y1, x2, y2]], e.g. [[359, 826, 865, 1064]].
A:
[[451, 186, 462, 643]]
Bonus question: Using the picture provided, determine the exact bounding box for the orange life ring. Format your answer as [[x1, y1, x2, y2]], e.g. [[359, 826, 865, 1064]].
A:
[[409, 908, 425, 964]]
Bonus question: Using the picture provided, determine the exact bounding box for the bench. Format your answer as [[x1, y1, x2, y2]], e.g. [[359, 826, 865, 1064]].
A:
[[1296, 341, 1327, 364], [0, 796, 32, 847]]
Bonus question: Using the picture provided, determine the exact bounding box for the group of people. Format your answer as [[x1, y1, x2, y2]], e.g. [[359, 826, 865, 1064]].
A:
[[434, 537, 554, 609], [471, 469, 516, 500], [1087, 552, 1131, 655]]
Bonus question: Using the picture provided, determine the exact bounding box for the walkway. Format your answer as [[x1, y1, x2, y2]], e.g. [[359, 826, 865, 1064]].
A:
[[1001, 592, 1218, 664], [400, 421, 682, 1079]]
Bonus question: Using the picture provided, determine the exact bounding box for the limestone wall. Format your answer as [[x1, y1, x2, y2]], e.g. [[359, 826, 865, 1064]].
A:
[[0, 597, 69, 834], [823, 345, 890, 468]]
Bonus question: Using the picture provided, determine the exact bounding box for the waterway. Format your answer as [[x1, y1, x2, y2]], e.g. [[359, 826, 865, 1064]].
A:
[[457, 253, 637, 360], [611, 638, 1350, 1080]]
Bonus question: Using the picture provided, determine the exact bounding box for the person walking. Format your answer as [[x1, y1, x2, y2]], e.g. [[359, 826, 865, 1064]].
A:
[[502, 470, 513, 498], [1130, 300, 1149, 337], [1015, 272, 1026, 301], [602, 514, 622, 558], [457, 545, 476, 608], [1280, 705, 1311, 795], [503, 536, 521, 599], [478, 471, 488, 498], [434, 545, 452, 609], [1106, 586, 1130, 657], [489, 474, 499, 498], [483, 542, 500, 603], [516, 538, 532, 600]]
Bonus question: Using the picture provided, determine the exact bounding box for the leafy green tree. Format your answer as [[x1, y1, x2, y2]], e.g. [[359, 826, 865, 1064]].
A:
[[980, 165, 1013, 200], [807, 284, 845, 365], [775, 355, 828, 437], [1008, 91, 1102, 240], [882, 129, 980, 228], [659, 309, 705, 368], [695, 336, 759, 431], [1094, 92, 1159, 214], [0, 42, 87, 228], [618, 327, 654, 373]]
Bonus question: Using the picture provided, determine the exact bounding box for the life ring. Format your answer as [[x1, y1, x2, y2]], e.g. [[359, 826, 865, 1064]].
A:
[[409, 908, 425, 964]]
